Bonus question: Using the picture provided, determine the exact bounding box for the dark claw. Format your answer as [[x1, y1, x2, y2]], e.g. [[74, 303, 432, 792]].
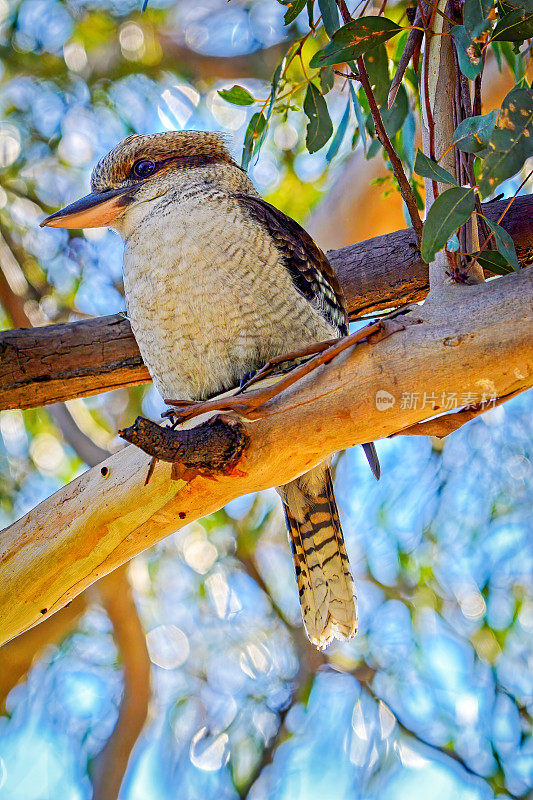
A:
[[239, 370, 257, 389], [362, 442, 381, 481]]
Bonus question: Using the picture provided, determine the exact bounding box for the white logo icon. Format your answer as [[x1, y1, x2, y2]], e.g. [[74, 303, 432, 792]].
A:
[[375, 390, 396, 411]]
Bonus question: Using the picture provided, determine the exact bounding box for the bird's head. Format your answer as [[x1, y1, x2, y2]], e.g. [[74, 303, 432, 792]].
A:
[[40, 131, 238, 233]]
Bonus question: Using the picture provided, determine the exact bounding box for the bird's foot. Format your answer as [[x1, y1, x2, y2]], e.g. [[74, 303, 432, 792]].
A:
[[162, 394, 265, 424], [161, 399, 201, 419], [159, 321, 390, 427], [235, 339, 338, 394]]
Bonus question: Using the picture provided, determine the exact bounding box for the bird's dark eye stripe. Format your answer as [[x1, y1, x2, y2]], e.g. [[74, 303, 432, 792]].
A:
[[128, 152, 241, 183]]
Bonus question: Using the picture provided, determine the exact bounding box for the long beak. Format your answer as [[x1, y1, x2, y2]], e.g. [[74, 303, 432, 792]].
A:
[[40, 184, 140, 229]]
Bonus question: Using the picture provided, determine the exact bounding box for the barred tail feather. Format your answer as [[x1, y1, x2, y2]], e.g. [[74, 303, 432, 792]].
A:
[[277, 463, 357, 649]]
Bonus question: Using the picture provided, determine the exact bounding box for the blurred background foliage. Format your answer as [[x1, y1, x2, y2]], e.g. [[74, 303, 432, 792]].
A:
[[0, 1, 531, 799]]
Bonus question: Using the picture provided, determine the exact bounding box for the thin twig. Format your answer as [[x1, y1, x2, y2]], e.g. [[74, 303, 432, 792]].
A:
[[337, 6, 423, 235], [357, 57, 424, 243]]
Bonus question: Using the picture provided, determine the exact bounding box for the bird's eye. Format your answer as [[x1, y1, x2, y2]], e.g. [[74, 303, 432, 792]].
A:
[[132, 159, 156, 179]]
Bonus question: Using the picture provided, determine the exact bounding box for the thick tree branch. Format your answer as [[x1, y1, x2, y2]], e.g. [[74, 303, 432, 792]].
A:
[[0, 313, 150, 410], [0, 268, 531, 645], [1, 197, 531, 412]]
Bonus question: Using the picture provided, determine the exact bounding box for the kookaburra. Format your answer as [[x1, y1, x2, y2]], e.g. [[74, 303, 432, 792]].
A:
[[41, 131, 379, 649]]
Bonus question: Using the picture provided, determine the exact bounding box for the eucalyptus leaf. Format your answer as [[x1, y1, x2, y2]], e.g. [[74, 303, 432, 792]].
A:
[[320, 66, 335, 94], [402, 109, 416, 172], [453, 111, 498, 153], [365, 138, 381, 159], [414, 150, 458, 185], [307, 0, 314, 27], [284, 0, 306, 25], [309, 17, 402, 67], [318, 0, 340, 36], [451, 25, 484, 79], [241, 112, 266, 170], [474, 250, 516, 274], [464, 0, 494, 39], [447, 233, 460, 252], [303, 82, 333, 152], [218, 85, 255, 106], [492, 7, 533, 39], [327, 98, 350, 161], [379, 83, 408, 138], [483, 216, 520, 269], [257, 57, 285, 151], [478, 87, 533, 196], [509, 0, 533, 11], [420, 187, 475, 263], [349, 83, 367, 153], [363, 43, 390, 106]]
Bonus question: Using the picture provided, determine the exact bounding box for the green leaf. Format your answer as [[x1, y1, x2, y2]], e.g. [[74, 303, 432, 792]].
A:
[[284, 0, 306, 25], [478, 87, 533, 196], [402, 109, 416, 172], [241, 112, 266, 170], [218, 85, 255, 106], [303, 82, 333, 152], [318, 0, 340, 36], [320, 65, 335, 94], [447, 233, 460, 251], [307, 0, 315, 27], [327, 98, 350, 161], [453, 111, 498, 153], [464, 0, 494, 39], [474, 249, 516, 274], [483, 216, 520, 269], [366, 138, 381, 159], [451, 25, 483, 79], [509, 0, 533, 11], [414, 150, 459, 185], [492, 7, 533, 39], [379, 83, 408, 138], [420, 187, 476, 262], [256, 55, 286, 153], [349, 83, 368, 152], [363, 43, 390, 106], [309, 17, 402, 67]]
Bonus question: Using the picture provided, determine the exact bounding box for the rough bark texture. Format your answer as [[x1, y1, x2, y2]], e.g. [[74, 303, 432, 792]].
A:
[[0, 313, 150, 409], [1, 196, 531, 412], [1, 267, 531, 645]]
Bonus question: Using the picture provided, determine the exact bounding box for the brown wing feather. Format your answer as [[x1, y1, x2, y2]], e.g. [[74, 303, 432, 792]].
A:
[[233, 193, 349, 336]]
